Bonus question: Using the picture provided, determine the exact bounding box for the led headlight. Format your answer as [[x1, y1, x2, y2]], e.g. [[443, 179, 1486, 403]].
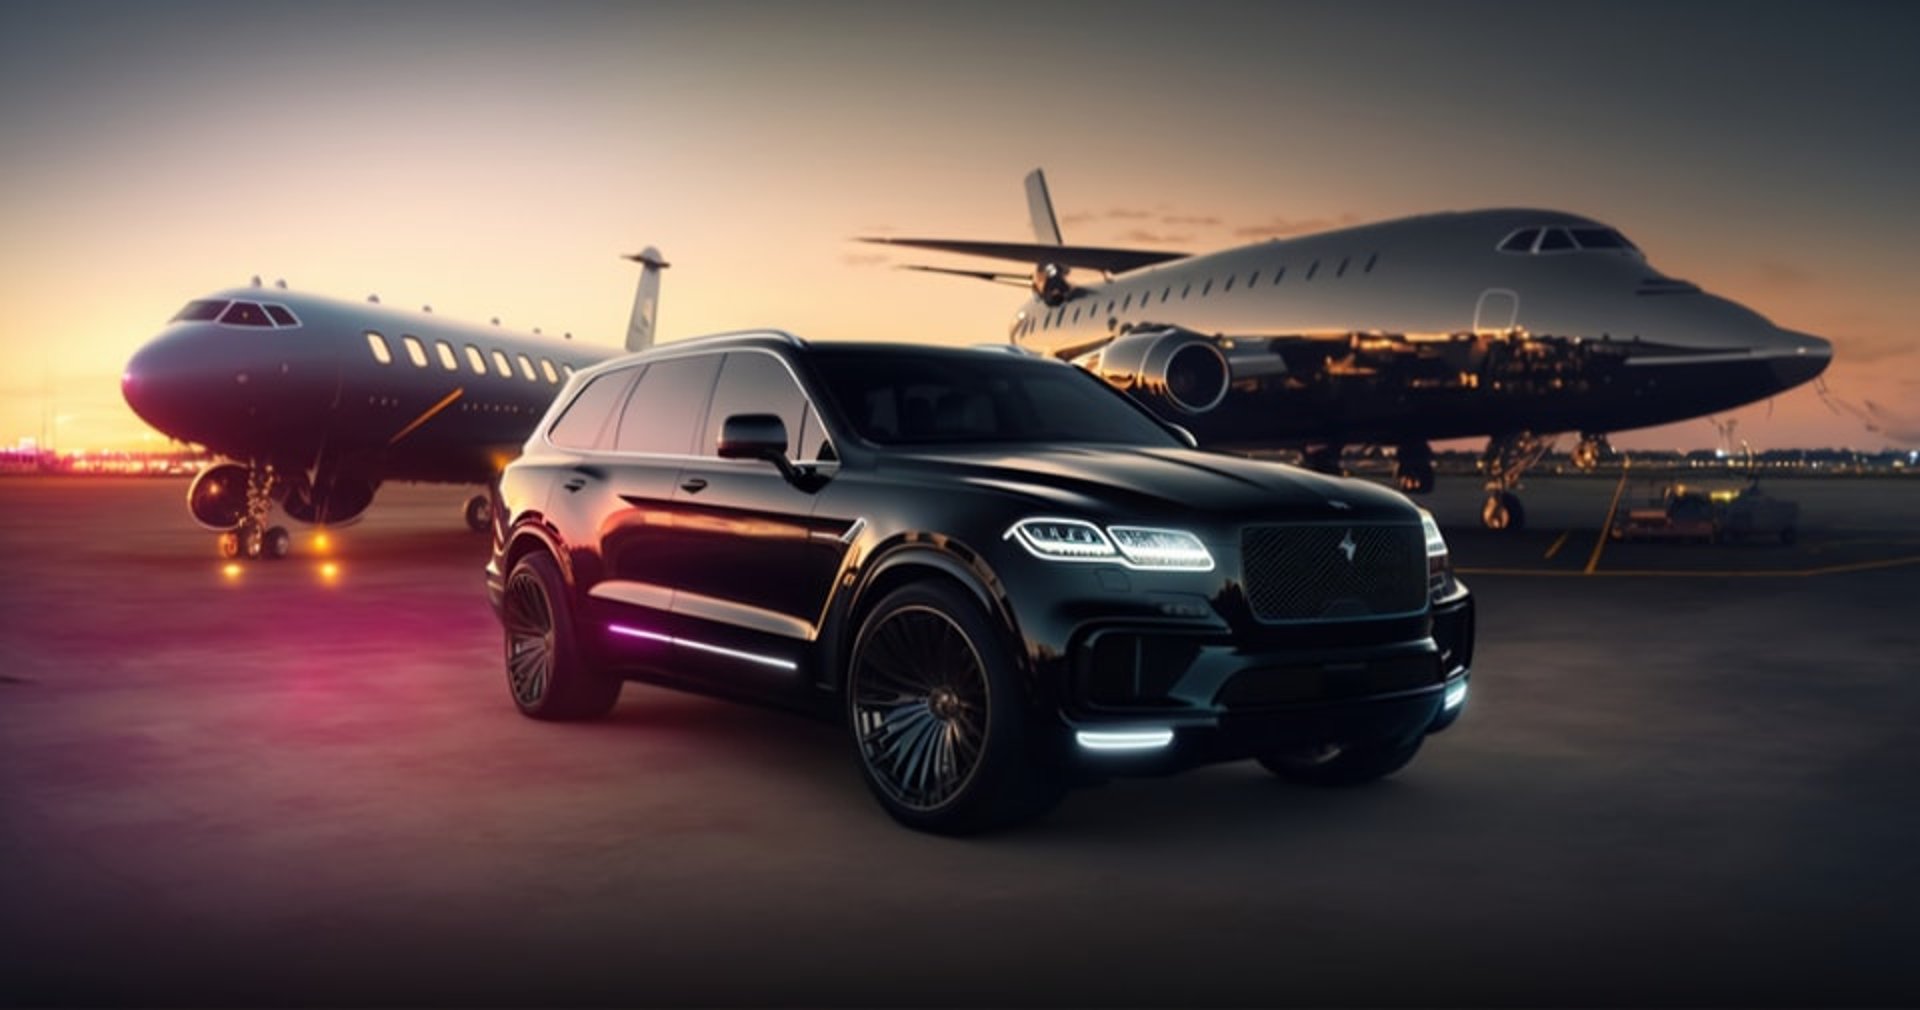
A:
[[1006, 518, 1214, 571], [1006, 518, 1118, 560], [1107, 526, 1214, 571]]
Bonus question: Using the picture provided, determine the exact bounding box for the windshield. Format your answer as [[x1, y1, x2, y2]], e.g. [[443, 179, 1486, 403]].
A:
[[809, 347, 1182, 448]]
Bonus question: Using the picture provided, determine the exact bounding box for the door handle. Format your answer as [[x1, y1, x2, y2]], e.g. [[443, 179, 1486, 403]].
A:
[[680, 477, 709, 494]]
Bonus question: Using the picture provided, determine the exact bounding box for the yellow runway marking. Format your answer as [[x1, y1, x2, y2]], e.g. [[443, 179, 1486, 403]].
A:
[[1584, 459, 1632, 574], [1459, 554, 1920, 579], [1543, 531, 1571, 559]]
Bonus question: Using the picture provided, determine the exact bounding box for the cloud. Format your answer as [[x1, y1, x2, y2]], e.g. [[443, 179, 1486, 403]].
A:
[[1160, 214, 1221, 227], [1058, 211, 1095, 226], [1232, 212, 1362, 239], [840, 252, 889, 268], [1751, 260, 1815, 290], [1104, 207, 1153, 220]]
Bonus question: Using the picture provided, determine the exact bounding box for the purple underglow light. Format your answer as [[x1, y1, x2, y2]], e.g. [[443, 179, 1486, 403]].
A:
[[607, 623, 797, 672]]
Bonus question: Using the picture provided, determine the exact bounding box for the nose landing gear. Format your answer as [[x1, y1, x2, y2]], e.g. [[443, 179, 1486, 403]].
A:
[[200, 461, 292, 561], [1480, 431, 1554, 531]]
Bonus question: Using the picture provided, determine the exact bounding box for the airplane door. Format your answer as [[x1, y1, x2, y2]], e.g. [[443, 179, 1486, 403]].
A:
[[1474, 289, 1519, 333]]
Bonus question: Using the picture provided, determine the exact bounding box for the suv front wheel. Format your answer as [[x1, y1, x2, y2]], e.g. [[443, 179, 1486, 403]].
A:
[[847, 581, 1060, 834]]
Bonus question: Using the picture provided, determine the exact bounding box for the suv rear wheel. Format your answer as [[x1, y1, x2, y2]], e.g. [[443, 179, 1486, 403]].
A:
[[502, 552, 622, 721], [848, 581, 1060, 834]]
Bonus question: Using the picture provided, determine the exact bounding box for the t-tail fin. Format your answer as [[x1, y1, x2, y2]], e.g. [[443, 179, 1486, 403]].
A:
[[1025, 168, 1063, 246], [622, 247, 669, 351]]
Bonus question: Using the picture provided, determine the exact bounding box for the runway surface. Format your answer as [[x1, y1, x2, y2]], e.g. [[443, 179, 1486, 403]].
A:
[[3, 474, 1917, 1006]]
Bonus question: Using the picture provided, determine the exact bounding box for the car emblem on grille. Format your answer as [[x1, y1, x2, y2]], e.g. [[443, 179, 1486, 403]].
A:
[[1337, 529, 1357, 563]]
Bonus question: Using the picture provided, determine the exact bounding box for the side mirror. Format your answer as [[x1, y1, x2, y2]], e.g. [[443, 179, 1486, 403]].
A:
[[717, 413, 789, 462]]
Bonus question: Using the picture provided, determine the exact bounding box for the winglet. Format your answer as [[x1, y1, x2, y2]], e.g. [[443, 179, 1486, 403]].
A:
[[1025, 168, 1063, 246], [622, 247, 669, 351]]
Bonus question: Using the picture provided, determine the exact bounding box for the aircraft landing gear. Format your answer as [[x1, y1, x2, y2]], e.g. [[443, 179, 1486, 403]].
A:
[[463, 494, 492, 533], [209, 463, 292, 560], [1572, 432, 1612, 471], [1480, 431, 1554, 531], [1394, 441, 1435, 494]]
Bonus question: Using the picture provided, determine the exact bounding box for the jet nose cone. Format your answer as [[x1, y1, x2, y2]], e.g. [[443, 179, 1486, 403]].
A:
[[122, 334, 222, 440], [1770, 328, 1833, 390]]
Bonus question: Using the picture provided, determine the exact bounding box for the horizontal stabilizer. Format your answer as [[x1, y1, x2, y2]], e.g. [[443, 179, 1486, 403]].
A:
[[858, 236, 1186, 275], [900, 264, 1031, 287]]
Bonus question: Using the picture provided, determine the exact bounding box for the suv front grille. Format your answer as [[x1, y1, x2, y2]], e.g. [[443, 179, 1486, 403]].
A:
[[1241, 523, 1427, 623]]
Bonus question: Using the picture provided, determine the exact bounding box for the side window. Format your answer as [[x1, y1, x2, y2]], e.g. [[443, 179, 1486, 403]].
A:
[[490, 349, 513, 378], [614, 353, 722, 455], [401, 335, 428, 368], [1499, 229, 1540, 253], [547, 367, 640, 450], [464, 344, 487, 375], [796, 404, 834, 462], [516, 353, 538, 382], [366, 331, 393, 365], [700, 351, 809, 458], [540, 358, 559, 384], [434, 340, 458, 370]]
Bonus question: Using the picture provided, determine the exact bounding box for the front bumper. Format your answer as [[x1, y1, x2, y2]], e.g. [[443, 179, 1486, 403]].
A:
[[1044, 583, 1474, 774]]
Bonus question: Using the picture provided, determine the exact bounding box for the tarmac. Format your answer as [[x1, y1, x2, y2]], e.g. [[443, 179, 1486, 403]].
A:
[[2, 473, 1917, 1007]]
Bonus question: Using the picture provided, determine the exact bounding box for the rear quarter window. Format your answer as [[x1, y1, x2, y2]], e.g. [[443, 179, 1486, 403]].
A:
[[547, 367, 641, 450]]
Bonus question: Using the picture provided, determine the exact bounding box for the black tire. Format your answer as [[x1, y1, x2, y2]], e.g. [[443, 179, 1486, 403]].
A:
[[464, 494, 492, 533], [1481, 492, 1526, 532], [263, 526, 292, 559], [501, 552, 622, 721], [1259, 736, 1423, 788], [847, 581, 1061, 834]]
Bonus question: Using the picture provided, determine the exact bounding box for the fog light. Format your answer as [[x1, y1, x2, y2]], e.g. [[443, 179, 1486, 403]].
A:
[[1076, 728, 1174, 751], [1443, 680, 1469, 710]]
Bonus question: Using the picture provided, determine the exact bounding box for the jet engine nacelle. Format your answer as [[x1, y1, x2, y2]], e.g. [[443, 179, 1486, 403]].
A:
[[1032, 263, 1073, 307], [187, 461, 252, 530], [1092, 327, 1232, 414]]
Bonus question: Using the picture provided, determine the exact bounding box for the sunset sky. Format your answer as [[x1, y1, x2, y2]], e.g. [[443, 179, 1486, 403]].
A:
[[2, 0, 1914, 452]]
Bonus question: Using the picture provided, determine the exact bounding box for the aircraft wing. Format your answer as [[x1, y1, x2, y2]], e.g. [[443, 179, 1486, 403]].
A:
[[858, 237, 1187, 274], [899, 264, 1031, 286]]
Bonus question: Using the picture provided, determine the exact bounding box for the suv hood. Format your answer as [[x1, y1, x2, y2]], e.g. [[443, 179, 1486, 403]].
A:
[[880, 446, 1415, 524]]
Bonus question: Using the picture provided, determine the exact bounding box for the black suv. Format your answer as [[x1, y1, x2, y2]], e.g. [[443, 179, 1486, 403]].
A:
[[486, 333, 1473, 833]]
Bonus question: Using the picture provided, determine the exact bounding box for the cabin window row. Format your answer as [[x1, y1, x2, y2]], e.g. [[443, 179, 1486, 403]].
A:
[[364, 330, 575, 384], [1021, 252, 1380, 337]]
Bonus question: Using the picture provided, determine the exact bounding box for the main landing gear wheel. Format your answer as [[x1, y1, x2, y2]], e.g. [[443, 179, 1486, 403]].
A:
[[848, 581, 1061, 835], [1481, 492, 1526, 532], [262, 526, 291, 559], [1259, 736, 1424, 788], [464, 494, 492, 533], [502, 552, 622, 721]]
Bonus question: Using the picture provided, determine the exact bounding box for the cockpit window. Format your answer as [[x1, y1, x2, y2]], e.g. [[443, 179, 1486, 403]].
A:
[[171, 300, 229, 323], [1501, 225, 1639, 255], [263, 304, 299, 327], [1497, 229, 1539, 253], [218, 301, 273, 326], [1570, 227, 1638, 251]]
